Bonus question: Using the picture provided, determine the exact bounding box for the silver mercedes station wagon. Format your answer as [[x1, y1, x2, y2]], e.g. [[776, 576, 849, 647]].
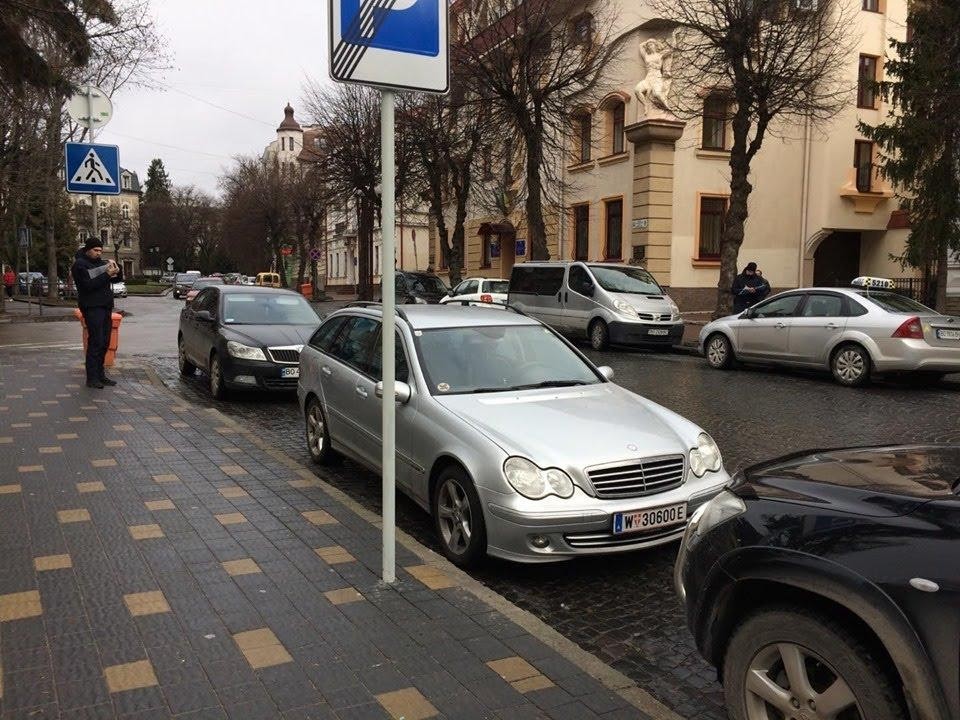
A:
[[298, 304, 729, 566]]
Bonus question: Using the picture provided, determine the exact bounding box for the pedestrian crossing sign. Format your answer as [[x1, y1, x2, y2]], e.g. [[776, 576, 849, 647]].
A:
[[65, 142, 121, 195]]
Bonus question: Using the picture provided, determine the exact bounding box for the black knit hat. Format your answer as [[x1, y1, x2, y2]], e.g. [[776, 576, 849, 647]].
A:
[[83, 237, 103, 251], [745, 262, 758, 272]]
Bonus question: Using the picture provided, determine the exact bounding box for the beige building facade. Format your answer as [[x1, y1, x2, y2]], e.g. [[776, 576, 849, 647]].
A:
[[439, 0, 913, 309]]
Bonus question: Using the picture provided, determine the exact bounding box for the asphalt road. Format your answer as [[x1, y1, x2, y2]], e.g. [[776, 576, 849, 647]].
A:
[[21, 297, 960, 720]]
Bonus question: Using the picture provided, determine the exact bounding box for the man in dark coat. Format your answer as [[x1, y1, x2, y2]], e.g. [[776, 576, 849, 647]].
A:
[[71, 238, 123, 388], [731, 261, 770, 313]]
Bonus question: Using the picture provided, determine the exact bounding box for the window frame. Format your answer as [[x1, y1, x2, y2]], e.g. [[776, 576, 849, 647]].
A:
[[481, 233, 493, 268], [800, 292, 846, 318], [611, 102, 625, 155], [751, 293, 804, 319], [854, 140, 874, 193], [574, 112, 592, 163], [604, 198, 623, 261], [701, 94, 729, 151], [857, 55, 879, 109], [862, 0, 879, 12], [572, 204, 590, 261], [326, 315, 381, 375], [696, 195, 728, 261]]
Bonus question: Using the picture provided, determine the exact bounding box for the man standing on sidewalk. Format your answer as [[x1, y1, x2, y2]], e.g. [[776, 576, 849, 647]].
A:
[[71, 237, 123, 388]]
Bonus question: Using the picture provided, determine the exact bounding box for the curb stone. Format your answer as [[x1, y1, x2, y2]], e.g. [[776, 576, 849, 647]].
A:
[[138, 362, 685, 720]]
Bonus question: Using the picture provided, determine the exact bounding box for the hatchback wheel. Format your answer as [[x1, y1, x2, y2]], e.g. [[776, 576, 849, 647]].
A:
[[724, 607, 905, 720], [589, 319, 609, 351], [209, 352, 227, 399], [178, 336, 196, 376], [831, 344, 870, 387], [706, 333, 734, 370], [305, 397, 338, 465], [432, 466, 486, 567]]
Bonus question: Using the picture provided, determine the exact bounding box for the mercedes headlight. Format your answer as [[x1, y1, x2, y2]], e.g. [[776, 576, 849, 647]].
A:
[[689, 432, 722, 477], [503, 457, 574, 499], [227, 341, 267, 361], [612, 298, 637, 317], [686, 490, 745, 547]]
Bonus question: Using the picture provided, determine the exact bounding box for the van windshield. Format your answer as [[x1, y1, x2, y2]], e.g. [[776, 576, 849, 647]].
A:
[[587, 265, 662, 295]]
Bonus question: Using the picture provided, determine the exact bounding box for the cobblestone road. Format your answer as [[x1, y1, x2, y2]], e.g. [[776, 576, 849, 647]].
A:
[[144, 346, 960, 720]]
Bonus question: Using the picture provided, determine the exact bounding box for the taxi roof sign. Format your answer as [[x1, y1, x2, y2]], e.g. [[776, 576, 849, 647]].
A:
[[851, 276, 894, 290]]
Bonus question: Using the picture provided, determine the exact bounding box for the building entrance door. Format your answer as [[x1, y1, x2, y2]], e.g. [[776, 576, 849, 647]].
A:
[[813, 232, 861, 287]]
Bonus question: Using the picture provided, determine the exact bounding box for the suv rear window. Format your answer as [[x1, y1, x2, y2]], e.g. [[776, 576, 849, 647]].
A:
[[510, 266, 564, 295]]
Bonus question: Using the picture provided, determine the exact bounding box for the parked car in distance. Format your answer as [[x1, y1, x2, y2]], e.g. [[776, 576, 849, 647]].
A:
[[178, 285, 321, 399], [508, 262, 684, 350], [172, 271, 201, 299], [184, 276, 225, 304], [255, 272, 282, 288], [675, 444, 960, 720], [18, 271, 47, 295], [112, 280, 127, 298], [385, 271, 449, 304], [441, 277, 509, 305], [298, 303, 728, 567], [161, 272, 177, 284], [699, 276, 960, 387]]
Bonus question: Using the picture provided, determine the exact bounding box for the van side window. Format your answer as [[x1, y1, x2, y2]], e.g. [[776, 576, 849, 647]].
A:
[[511, 266, 564, 295], [568, 266, 593, 296]]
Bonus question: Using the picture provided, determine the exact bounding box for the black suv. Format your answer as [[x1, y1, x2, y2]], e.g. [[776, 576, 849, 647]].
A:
[[382, 271, 448, 304], [676, 445, 958, 720]]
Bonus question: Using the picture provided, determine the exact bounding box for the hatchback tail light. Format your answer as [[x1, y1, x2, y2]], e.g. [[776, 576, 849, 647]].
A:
[[480, 294, 493, 303], [892, 316, 924, 339]]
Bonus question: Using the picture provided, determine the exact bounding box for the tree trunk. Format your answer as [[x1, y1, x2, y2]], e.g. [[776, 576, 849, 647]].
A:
[[715, 114, 754, 318], [45, 98, 62, 300], [935, 238, 948, 313], [524, 131, 549, 261], [357, 197, 374, 300]]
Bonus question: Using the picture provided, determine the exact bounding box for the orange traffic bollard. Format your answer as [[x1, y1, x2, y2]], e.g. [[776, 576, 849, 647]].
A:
[[299, 283, 313, 298], [74, 309, 123, 367]]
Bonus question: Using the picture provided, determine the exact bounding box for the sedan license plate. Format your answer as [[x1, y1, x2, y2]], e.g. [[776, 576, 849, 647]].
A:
[[613, 503, 686, 534], [281, 367, 300, 378], [647, 328, 670, 336], [936, 328, 960, 341]]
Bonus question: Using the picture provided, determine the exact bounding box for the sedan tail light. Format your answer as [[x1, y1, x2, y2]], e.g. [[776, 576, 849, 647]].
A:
[[480, 294, 493, 303], [892, 316, 924, 339]]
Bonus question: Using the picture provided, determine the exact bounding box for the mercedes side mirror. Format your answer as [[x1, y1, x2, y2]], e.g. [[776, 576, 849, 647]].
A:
[[741, 308, 754, 319], [375, 380, 412, 404], [598, 365, 615, 381]]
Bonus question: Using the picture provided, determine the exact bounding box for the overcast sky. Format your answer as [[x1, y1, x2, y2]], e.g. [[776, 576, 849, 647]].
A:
[[96, 0, 331, 196]]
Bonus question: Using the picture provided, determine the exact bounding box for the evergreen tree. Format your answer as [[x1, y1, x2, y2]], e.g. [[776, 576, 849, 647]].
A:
[[860, 0, 960, 311], [143, 158, 172, 204]]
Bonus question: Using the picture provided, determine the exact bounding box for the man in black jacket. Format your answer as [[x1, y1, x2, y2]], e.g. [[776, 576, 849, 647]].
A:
[[731, 261, 770, 313], [71, 238, 123, 388]]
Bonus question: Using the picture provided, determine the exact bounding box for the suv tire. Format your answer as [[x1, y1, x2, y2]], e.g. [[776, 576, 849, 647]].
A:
[[724, 607, 905, 720]]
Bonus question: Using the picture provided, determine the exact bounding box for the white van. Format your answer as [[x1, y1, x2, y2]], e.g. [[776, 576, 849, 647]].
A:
[[507, 262, 683, 350]]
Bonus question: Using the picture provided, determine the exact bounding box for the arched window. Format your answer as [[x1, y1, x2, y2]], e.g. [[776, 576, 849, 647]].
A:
[[611, 101, 625, 154], [121, 204, 130, 219]]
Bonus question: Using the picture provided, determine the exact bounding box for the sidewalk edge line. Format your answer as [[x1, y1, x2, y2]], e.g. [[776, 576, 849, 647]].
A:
[[139, 363, 684, 720]]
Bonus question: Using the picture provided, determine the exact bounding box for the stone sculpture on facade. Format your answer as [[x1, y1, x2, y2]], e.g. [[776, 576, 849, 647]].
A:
[[634, 38, 675, 119]]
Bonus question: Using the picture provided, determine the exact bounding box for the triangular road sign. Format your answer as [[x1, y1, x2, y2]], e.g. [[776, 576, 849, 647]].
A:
[[70, 148, 116, 187]]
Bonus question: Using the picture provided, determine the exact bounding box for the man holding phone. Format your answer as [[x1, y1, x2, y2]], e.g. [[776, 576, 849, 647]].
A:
[[71, 237, 123, 388]]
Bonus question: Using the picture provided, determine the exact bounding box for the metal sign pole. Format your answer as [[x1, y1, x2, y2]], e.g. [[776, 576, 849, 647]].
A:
[[86, 86, 98, 241], [380, 89, 396, 584]]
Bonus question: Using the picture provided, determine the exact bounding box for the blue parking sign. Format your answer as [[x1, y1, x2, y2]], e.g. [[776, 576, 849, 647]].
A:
[[341, 0, 439, 57]]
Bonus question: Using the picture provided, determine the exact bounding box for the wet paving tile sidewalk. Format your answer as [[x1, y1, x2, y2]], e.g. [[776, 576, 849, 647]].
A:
[[0, 355, 650, 720]]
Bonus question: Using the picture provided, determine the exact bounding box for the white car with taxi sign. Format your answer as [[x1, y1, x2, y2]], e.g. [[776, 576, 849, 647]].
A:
[[700, 277, 960, 386]]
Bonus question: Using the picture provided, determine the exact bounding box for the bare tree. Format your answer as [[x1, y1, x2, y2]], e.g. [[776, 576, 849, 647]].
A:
[[455, 0, 628, 261], [648, 0, 854, 315], [287, 164, 333, 288]]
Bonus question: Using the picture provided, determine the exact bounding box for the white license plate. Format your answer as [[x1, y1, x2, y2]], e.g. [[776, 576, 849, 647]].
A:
[[281, 367, 300, 378], [613, 503, 686, 534], [648, 328, 670, 336], [936, 329, 960, 340]]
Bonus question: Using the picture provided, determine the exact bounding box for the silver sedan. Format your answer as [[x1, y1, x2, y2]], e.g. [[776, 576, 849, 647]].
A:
[[298, 304, 729, 566], [700, 284, 960, 386]]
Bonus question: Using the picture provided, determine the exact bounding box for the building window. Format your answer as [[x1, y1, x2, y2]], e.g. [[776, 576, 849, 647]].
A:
[[605, 199, 623, 260], [123, 232, 131, 248], [573, 205, 589, 261], [611, 102, 625, 155], [99, 200, 107, 211], [121, 203, 130, 219], [698, 196, 727, 260], [482, 145, 493, 180], [100, 228, 109, 245], [857, 56, 878, 109], [481, 233, 492, 268], [121, 174, 130, 190], [862, 0, 879, 11], [854, 140, 874, 192], [574, 112, 592, 163], [374, 245, 380, 273], [702, 94, 729, 150], [572, 13, 592, 45]]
